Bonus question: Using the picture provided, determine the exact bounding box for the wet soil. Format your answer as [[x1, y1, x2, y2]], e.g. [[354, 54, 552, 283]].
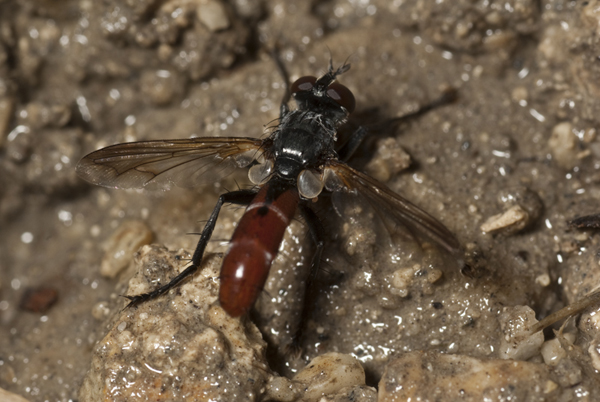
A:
[[1, 0, 600, 401]]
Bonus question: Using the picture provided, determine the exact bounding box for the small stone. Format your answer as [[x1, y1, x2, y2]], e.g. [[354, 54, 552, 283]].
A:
[[480, 205, 529, 234], [157, 43, 173, 62], [535, 273, 551, 287], [80, 247, 271, 401], [588, 339, 600, 371], [100, 220, 153, 278], [91, 301, 111, 320], [140, 69, 183, 106], [511, 86, 528, 104], [426, 268, 443, 283], [548, 122, 578, 170], [379, 351, 557, 401], [23, 102, 71, 129], [365, 137, 412, 182], [543, 380, 559, 394], [294, 353, 365, 401], [389, 265, 419, 297], [582, 1, 600, 35], [197, 0, 230, 32], [554, 358, 582, 387], [340, 217, 376, 257], [582, 128, 596, 143], [482, 30, 516, 52], [541, 338, 566, 366], [265, 376, 300, 402], [498, 305, 544, 361], [19, 287, 59, 313], [0, 386, 31, 402]]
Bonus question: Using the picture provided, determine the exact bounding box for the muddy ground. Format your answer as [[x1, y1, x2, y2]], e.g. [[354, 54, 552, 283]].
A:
[[1, 0, 600, 401]]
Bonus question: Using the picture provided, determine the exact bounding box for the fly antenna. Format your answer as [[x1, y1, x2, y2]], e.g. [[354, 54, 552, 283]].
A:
[[326, 46, 334, 73], [338, 53, 353, 76], [335, 62, 351, 77]]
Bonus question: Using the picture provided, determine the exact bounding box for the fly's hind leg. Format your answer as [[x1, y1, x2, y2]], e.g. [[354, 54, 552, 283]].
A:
[[286, 202, 327, 355], [124, 190, 256, 309], [270, 48, 293, 117], [337, 87, 458, 161]]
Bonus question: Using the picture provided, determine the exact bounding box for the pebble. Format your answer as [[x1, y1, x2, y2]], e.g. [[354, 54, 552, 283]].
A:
[[480, 205, 529, 234], [511, 86, 528, 104], [548, 122, 578, 170], [378, 351, 558, 401], [265, 376, 300, 402], [554, 358, 582, 388], [535, 273, 551, 287], [19, 287, 59, 313], [100, 220, 153, 278], [480, 187, 542, 235], [364, 137, 412, 182], [80, 246, 271, 401], [22, 102, 71, 128], [140, 69, 183, 106], [541, 338, 566, 366], [0, 386, 31, 402], [389, 265, 419, 297], [588, 339, 600, 371], [91, 301, 111, 320], [340, 219, 376, 257], [498, 305, 544, 361], [582, 1, 600, 34], [294, 353, 366, 401], [196, 0, 230, 32]]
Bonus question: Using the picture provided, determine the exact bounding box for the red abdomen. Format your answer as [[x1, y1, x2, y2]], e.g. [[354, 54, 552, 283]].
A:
[[219, 185, 299, 317]]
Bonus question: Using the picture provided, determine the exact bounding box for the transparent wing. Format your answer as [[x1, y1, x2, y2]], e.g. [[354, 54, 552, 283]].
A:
[[76, 137, 265, 190], [324, 160, 460, 255]]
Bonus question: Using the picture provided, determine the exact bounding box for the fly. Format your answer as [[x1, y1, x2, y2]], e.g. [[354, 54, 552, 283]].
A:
[[76, 56, 461, 346]]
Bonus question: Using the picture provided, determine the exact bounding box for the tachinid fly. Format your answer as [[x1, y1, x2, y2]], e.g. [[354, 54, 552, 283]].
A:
[[76, 57, 460, 339]]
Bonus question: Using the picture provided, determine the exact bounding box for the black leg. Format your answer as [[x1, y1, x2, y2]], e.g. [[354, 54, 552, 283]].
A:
[[271, 49, 292, 117], [337, 88, 458, 161], [124, 189, 256, 308], [378, 87, 457, 130], [337, 125, 368, 162], [287, 202, 326, 354]]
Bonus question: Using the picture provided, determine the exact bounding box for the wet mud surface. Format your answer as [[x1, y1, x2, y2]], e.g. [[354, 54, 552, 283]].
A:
[[2, 0, 600, 401]]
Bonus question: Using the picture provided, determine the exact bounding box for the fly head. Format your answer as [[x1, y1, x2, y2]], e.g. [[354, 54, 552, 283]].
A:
[[290, 62, 355, 126]]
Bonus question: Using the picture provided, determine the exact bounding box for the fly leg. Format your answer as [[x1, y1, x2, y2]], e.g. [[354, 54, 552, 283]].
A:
[[124, 190, 256, 308], [271, 49, 292, 117], [287, 202, 327, 355], [337, 88, 458, 161]]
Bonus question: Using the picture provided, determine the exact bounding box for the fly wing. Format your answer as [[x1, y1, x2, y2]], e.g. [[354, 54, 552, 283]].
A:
[[324, 160, 460, 255], [76, 137, 265, 190]]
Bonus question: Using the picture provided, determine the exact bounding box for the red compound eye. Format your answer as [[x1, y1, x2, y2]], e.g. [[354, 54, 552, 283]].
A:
[[290, 76, 317, 94], [327, 82, 355, 113]]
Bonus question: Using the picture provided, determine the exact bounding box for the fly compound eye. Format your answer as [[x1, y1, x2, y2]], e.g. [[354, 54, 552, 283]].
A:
[[297, 169, 324, 199], [327, 82, 355, 113], [248, 160, 273, 185], [290, 76, 317, 94]]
